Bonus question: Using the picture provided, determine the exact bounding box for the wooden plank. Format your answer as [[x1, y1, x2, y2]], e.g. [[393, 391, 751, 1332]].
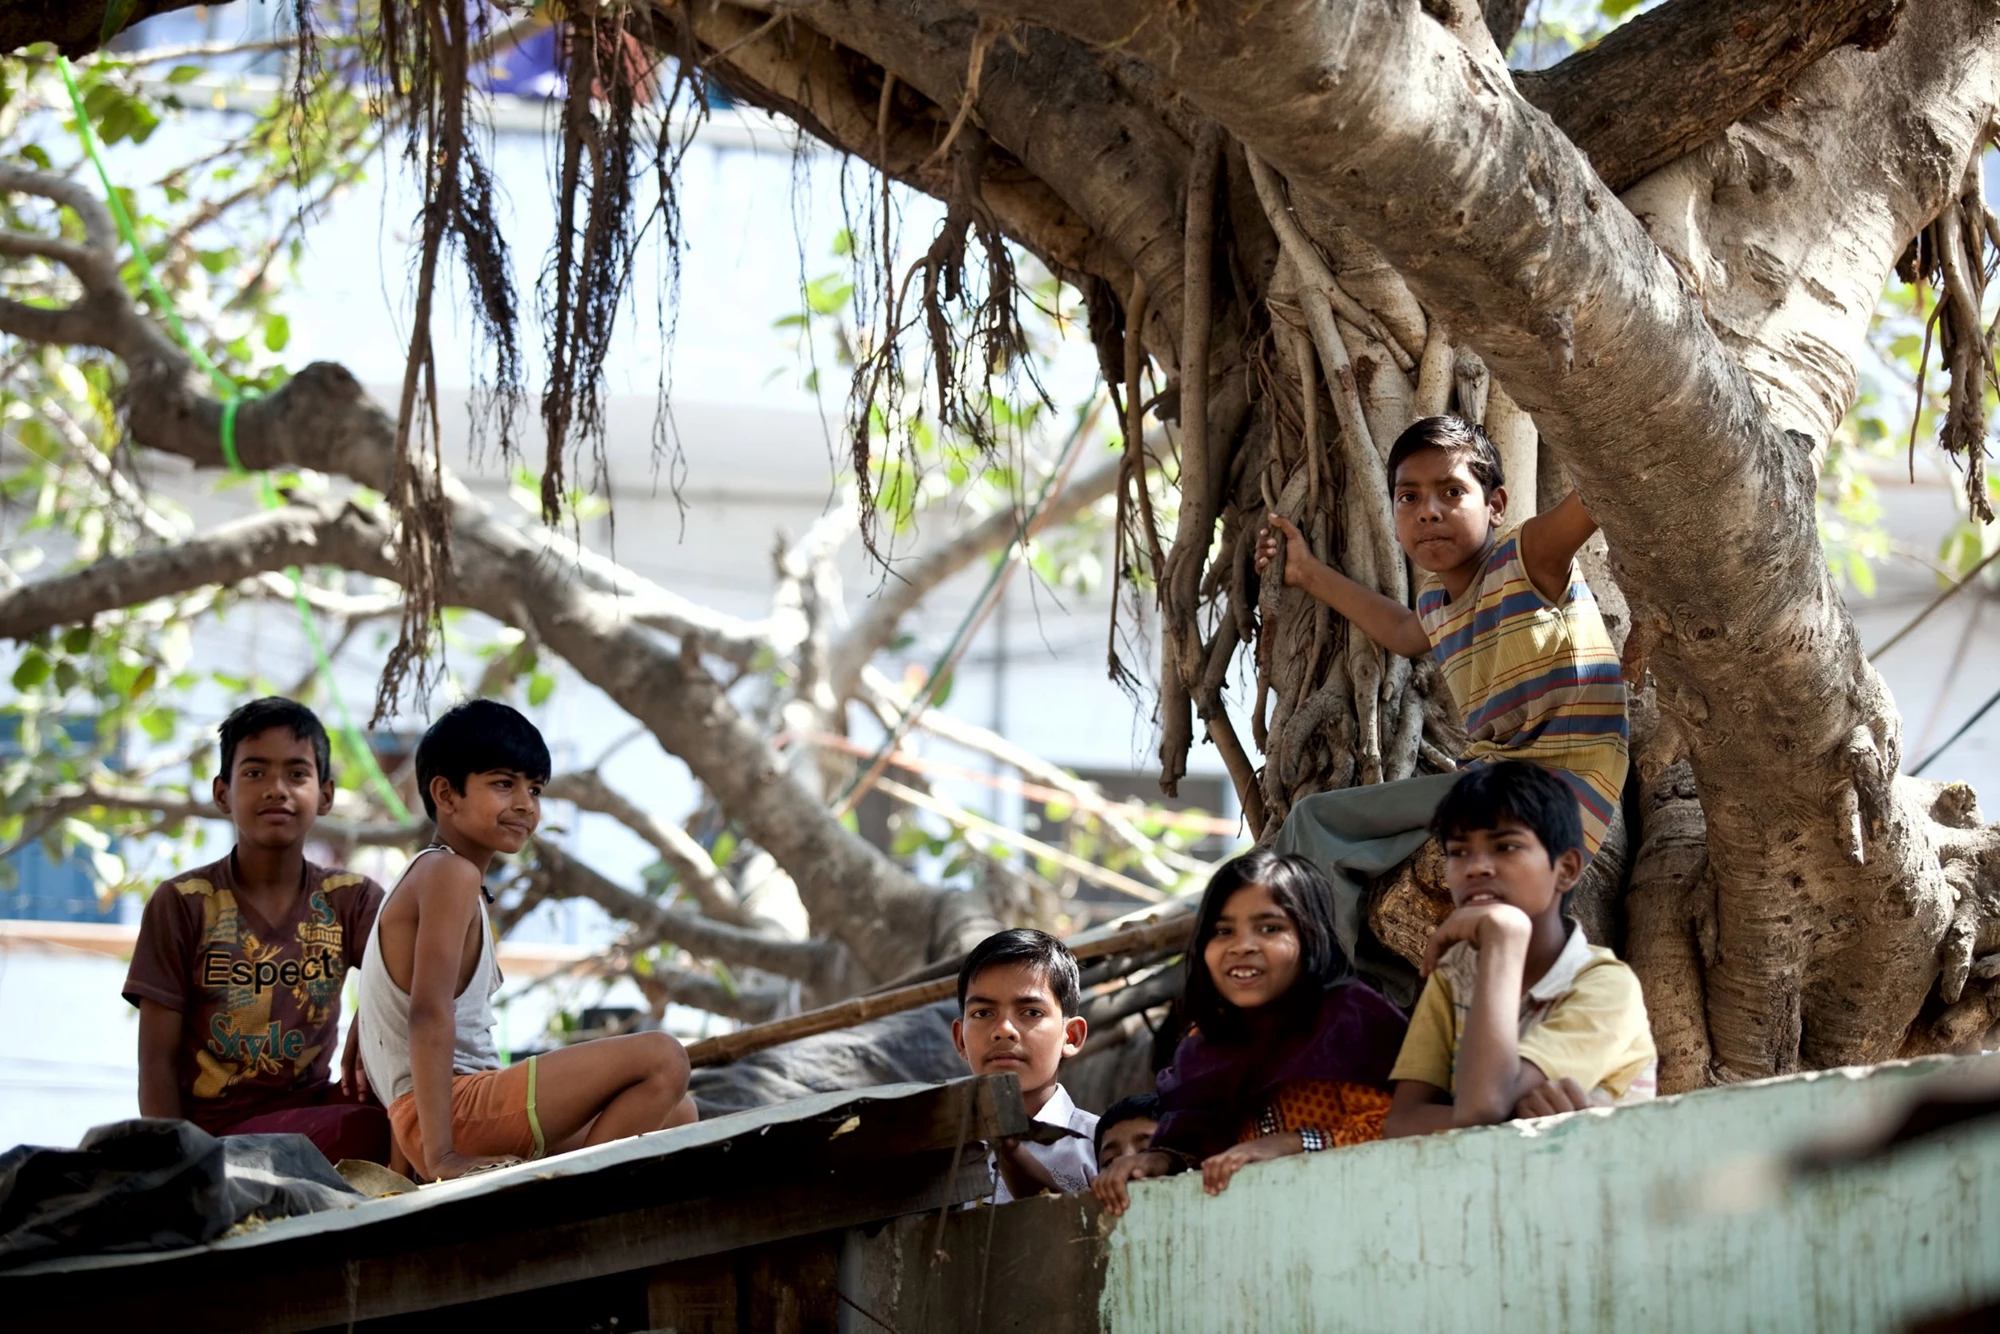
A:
[[644, 1253, 741, 1334], [2, 1077, 1024, 1331], [688, 910, 1195, 1068], [8, 1151, 992, 1333], [839, 1189, 1108, 1333], [744, 1233, 841, 1334]]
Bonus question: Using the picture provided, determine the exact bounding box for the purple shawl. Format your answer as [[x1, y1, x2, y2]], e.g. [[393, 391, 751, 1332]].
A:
[[1152, 981, 1409, 1160]]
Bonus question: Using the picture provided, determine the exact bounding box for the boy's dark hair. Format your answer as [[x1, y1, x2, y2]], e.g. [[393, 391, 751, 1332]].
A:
[[1387, 414, 1504, 497], [1430, 760, 1584, 864], [415, 699, 553, 822], [956, 928, 1083, 1018], [1094, 1093, 1161, 1157], [218, 697, 331, 785], [1182, 848, 1354, 1044]]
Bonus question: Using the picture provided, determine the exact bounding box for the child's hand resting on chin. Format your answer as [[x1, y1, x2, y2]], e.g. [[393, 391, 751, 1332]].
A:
[[1420, 899, 1533, 976]]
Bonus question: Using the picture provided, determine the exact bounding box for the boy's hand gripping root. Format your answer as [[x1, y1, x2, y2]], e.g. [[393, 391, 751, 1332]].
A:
[[1255, 514, 1314, 588]]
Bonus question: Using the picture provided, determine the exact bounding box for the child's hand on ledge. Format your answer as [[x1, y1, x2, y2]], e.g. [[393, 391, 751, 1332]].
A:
[[1512, 1077, 1593, 1121], [1092, 1149, 1173, 1216], [1255, 515, 1316, 588], [1200, 1131, 1301, 1197]]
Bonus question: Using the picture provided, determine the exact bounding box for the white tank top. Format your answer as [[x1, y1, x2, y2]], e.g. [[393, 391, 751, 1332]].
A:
[[356, 844, 503, 1104]]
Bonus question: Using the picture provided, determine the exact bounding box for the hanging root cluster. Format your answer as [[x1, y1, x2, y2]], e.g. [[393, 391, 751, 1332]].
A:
[[844, 123, 1033, 564], [543, 3, 707, 523], [293, 2, 709, 714], [1899, 148, 2000, 524], [359, 0, 532, 715], [1136, 135, 1481, 836]]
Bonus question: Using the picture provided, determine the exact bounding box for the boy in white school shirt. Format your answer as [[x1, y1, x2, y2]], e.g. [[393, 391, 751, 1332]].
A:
[[952, 929, 1098, 1202]]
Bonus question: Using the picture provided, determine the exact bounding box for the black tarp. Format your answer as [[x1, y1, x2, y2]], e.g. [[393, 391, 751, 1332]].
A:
[[0, 1118, 359, 1268]]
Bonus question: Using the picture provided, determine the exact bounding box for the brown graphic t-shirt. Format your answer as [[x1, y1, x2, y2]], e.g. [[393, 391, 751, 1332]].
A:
[[123, 854, 385, 1131]]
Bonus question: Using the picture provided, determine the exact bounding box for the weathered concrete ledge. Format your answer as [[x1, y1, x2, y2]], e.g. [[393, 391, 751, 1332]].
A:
[[844, 1053, 2000, 1333]]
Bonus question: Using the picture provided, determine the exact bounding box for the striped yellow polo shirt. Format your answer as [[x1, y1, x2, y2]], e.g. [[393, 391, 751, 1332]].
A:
[[1415, 524, 1629, 854]]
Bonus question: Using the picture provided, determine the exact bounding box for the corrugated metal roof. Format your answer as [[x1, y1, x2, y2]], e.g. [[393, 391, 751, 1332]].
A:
[[5, 1078, 962, 1278]]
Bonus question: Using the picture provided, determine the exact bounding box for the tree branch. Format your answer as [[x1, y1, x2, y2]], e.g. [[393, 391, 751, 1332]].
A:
[[626, 960, 791, 1026], [530, 840, 838, 986], [856, 664, 1199, 883], [0, 779, 425, 862], [678, 0, 1144, 303], [1, 2, 213, 56], [543, 771, 756, 927], [0, 501, 395, 641], [1518, 0, 1906, 191]]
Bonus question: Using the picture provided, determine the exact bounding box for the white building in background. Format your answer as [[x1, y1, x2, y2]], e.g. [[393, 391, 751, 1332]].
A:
[[3, 4, 1996, 1150]]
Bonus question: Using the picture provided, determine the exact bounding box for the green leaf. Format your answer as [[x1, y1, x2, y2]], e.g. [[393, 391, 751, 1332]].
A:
[[526, 670, 556, 707], [166, 65, 205, 85], [804, 272, 853, 315], [61, 625, 92, 654], [708, 830, 737, 868], [262, 314, 291, 353], [11, 652, 50, 690], [126, 103, 161, 145], [138, 707, 177, 742]]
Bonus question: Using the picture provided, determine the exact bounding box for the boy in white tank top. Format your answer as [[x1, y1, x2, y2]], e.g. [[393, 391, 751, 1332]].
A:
[[357, 700, 696, 1180]]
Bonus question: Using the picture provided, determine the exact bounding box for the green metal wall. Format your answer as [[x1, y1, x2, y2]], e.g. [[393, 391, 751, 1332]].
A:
[[1101, 1054, 2000, 1333]]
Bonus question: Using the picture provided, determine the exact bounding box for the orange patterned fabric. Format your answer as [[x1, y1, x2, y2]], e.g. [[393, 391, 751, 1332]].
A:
[[1237, 1079, 1391, 1147]]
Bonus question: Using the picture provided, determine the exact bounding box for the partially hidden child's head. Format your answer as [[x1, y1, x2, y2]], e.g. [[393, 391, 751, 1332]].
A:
[[1184, 849, 1353, 1042], [416, 699, 551, 853], [1387, 415, 1507, 577], [1431, 760, 1585, 920], [1095, 1092, 1160, 1170], [952, 928, 1086, 1102], [213, 697, 334, 849]]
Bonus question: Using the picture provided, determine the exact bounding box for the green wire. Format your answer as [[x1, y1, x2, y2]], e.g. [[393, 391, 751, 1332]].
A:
[[57, 57, 411, 822]]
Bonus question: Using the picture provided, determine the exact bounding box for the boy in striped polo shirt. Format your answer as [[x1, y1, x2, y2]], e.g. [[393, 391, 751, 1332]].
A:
[[1256, 415, 1628, 1007]]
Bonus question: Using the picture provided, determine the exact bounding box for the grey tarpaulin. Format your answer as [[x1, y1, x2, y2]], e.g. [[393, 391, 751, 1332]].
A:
[[0, 1118, 359, 1267], [689, 1001, 965, 1116], [1273, 770, 1462, 1009]]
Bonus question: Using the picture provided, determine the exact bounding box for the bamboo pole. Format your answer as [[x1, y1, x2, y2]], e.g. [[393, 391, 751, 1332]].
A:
[[685, 907, 1196, 1068]]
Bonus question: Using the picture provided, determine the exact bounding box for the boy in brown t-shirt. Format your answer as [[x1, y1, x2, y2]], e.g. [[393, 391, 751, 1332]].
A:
[[123, 697, 389, 1162]]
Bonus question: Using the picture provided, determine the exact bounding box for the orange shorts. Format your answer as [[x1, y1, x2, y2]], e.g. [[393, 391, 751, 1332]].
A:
[[387, 1056, 546, 1180]]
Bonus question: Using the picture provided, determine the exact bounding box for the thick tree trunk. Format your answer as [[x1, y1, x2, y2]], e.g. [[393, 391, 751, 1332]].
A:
[[940, 0, 2000, 1076]]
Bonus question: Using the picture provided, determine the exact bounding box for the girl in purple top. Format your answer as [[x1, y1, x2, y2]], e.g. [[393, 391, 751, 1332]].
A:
[[1093, 849, 1407, 1215]]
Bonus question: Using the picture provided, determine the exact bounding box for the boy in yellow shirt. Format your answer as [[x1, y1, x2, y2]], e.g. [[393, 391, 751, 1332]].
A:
[[1384, 761, 1655, 1136]]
